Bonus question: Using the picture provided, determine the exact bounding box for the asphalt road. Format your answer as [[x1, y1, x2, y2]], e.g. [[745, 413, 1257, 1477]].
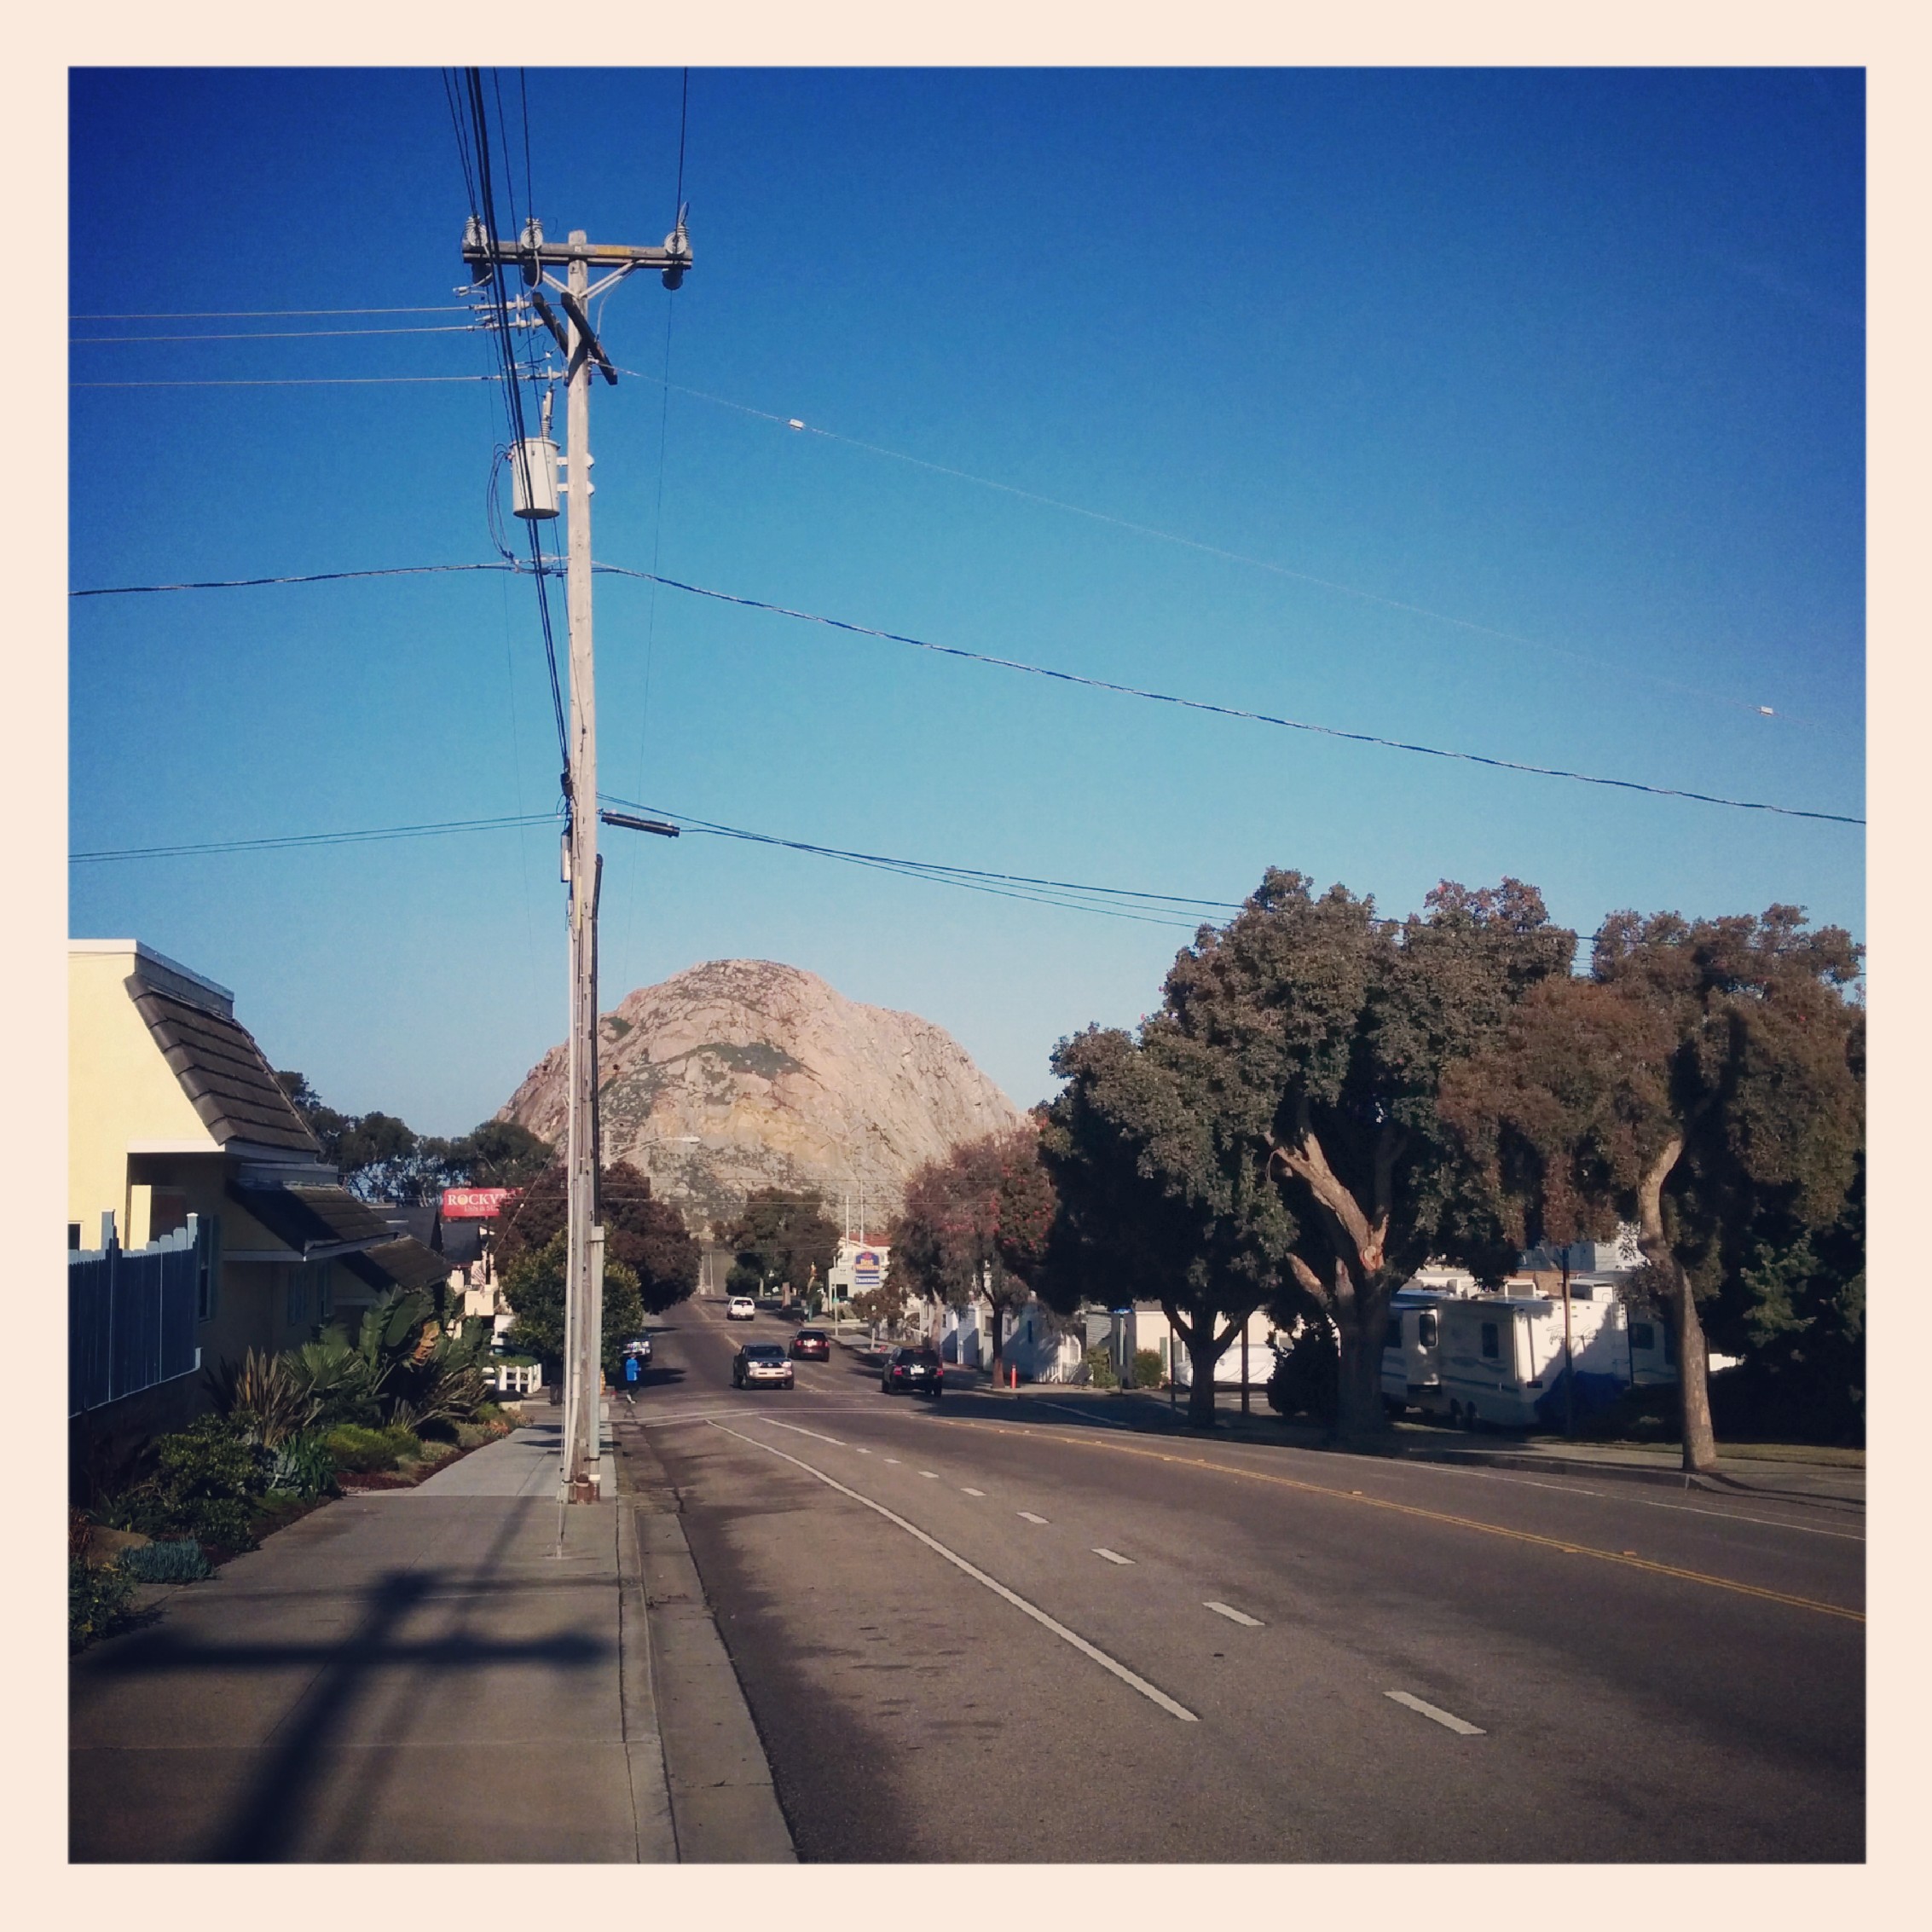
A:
[[610, 1298, 1865, 1863]]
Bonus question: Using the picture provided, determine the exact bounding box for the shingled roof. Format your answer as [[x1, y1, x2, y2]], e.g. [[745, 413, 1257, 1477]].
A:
[[343, 1237, 454, 1294], [130, 978, 320, 1156]]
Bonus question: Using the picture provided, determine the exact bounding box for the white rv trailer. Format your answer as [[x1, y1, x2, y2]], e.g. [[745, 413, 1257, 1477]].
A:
[[1411, 1284, 1663, 1428]]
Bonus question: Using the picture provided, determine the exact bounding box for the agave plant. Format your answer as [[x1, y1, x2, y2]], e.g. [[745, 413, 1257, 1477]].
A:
[[206, 1348, 321, 1449]]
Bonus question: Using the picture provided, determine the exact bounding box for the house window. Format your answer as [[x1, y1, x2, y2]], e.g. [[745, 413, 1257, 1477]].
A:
[[68, 1223, 82, 1252], [195, 1215, 222, 1322], [1630, 1321, 1656, 1353], [1384, 1315, 1403, 1351], [1480, 1322, 1500, 1361]]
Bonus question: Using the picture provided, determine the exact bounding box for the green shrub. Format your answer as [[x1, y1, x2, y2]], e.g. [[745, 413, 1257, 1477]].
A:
[[266, 1432, 338, 1499], [1130, 1348, 1166, 1390], [1265, 1322, 1339, 1426], [324, 1423, 420, 1472], [119, 1538, 213, 1584], [70, 1556, 139, 1651], [98, 1414, 271, 1553], [1084, 1346, 1119, 1390]]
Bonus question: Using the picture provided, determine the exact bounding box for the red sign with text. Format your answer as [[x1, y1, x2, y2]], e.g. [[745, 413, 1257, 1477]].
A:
[[442, 1188, 515, 1220]]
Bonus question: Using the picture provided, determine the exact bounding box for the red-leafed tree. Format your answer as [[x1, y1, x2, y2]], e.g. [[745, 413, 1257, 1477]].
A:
[[889, 1124, 1057, 1379]]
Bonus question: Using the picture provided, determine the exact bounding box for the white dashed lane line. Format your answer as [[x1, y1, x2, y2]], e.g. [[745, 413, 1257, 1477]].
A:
[[1206, 1601, 1264, 1628], [884, 1458, 900, 1465], [919, 1471, 940, 1479], [1385, 1691, 1485, 1737], [963, 1487, 986, 1497], [1092, 1548, 1134, 1565], [708, 1420, 1199, 1722], [1017, 1511, 1049, 1524]]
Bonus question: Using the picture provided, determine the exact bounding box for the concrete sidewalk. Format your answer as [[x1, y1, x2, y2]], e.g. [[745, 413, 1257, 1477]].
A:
[[71, 1420, 669, 1861]]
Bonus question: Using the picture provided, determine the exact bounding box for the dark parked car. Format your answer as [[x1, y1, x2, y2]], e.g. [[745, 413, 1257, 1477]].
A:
[[882, 1346, 943, 1398], [790, 1328, 831, 1360], [732, 1342, 795, 1390], [621, 1334, 653, 1364]]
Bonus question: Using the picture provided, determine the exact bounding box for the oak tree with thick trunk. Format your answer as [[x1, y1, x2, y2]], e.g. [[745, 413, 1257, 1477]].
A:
[[1041, 1023, 1299, 1428], [1155, 871, 1569, 1439], [1441, 906, 1862, 1472]]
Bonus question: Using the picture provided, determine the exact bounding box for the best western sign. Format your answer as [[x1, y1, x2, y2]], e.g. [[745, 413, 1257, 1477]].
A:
[[442, 1188, 515, 1220]]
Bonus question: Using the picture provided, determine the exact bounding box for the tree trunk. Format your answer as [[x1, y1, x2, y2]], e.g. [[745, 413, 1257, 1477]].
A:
[[1633, 1134, 1717, 1474], [1184, 1320, 1224, 1428], [1672, 1270, 1719, 1474], [1333, 1310, 1386, 1442]]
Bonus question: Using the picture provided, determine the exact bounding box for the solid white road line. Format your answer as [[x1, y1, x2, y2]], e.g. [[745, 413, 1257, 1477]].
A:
[[963, 1487, 986, 1497], [757, 1419, 847, 1447], [1385, 1691, 1485, 1737], [1205, 1601, 1264, 1628], [1093, 1548, 1134, 1565], [707, 1420, 1198, 1723], [1018, 1511, 1049, 1524]]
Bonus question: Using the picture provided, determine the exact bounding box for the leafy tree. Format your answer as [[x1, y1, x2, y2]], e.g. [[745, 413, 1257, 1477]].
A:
[[1721, 1154, 1864, 1443], [723, 1188, 841, 1299], [1440, 905, 1862, 1470], [1093, 870, 1567, 1438], [500, 1230, 646, 1379], [272, 1073, 553, 1203], [1041, 1024, 1298, 1426], [445, 1119, 553, 1189], [495, 1160, 698, 1314], [888, 1126, 1057, 1385]]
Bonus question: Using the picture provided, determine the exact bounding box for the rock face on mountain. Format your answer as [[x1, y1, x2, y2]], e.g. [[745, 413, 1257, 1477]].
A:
[[496, 959, 1021, 1235]]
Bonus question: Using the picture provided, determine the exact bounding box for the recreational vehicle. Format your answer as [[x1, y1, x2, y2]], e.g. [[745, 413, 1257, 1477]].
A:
[[1412, 1286, 1660, 1429]]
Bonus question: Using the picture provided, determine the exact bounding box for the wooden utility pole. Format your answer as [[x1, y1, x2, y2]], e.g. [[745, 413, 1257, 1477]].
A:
[[462, 214, 691, 1501]]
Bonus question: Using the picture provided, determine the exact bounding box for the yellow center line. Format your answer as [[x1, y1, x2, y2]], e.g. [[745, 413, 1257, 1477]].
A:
[[931, 1417, 1864, 1625]]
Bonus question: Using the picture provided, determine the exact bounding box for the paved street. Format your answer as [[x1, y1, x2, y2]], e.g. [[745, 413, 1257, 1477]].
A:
[[618, 1297, 1865, 1863]]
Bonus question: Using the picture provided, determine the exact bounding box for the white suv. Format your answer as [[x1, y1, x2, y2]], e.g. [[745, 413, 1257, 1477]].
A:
[[726, 1296, 756, 1321]]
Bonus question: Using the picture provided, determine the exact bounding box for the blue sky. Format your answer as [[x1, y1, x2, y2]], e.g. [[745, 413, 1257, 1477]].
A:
[[68, 67, 1865, 1133]]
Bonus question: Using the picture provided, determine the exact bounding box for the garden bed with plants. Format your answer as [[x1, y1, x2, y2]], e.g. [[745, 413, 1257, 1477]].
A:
[[72, 1287, 517, 1651]]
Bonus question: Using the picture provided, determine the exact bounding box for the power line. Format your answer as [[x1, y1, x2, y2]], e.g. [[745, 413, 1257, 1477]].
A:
[[453, 66, 570, 776], [72, 374, 495, 389], [599, 794, 1235, 928], [611, 365, 1796, 726], [67, 795, 1228, 932], [70, 562, 518, 598], [64, 553, 1862, 824], [70, 811, 559, 864], [589, 565, 1864, 828], [72, 325, 485, 344], [71, 305, 474, 319]]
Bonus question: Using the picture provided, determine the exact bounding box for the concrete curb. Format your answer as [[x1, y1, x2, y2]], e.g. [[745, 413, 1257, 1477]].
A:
[[616, 1426, 797, 1863]]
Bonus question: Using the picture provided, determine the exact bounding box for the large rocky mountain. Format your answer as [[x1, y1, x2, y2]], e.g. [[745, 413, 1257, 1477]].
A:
[[496, 959, 1021, 1235]]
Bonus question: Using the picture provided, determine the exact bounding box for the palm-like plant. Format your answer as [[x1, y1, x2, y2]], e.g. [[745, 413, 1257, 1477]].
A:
[[206, 1348, 321, 1447]]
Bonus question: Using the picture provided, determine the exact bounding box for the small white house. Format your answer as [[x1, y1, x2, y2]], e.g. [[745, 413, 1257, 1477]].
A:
[[1097, 1302, 1275, 1388]]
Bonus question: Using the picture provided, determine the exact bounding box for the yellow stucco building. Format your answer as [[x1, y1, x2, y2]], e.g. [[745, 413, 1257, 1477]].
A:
[[69, 940, 448, 1429]]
